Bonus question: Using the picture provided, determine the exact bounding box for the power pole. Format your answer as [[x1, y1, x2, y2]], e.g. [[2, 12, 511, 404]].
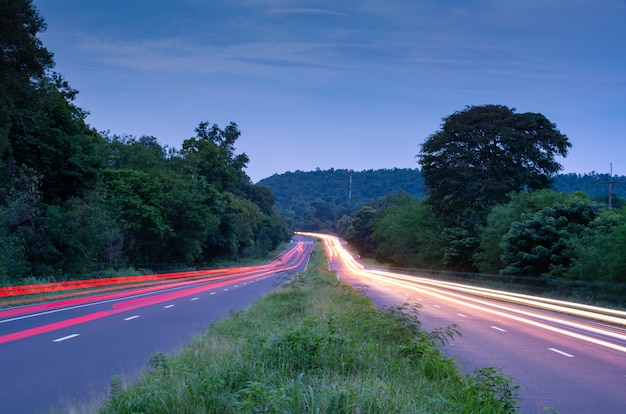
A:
[[597, 163, 624, 208], [348, 168, 353, 208]]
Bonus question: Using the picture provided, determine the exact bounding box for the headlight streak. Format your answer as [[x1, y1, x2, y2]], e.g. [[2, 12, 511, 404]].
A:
[[301, 233, 626, 354]]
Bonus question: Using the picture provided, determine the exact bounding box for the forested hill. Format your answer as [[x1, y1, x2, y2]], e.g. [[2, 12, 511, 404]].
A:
[[258, 168, 424, 211], [258, 168, 626, 229]]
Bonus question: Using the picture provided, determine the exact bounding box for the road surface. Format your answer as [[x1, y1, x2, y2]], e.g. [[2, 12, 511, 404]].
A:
[[308, 232, 626, 414], [0, 237, 313, 414]]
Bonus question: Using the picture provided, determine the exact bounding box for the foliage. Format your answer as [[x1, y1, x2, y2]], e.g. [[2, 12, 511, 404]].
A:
[[371, 191, 445, 268], [258, 168, 424, 231], [500, 195, 601, 278], [474, 190, 571, 274], [0, 1, 291, 281], [344, 205, 378, 256], [418, 104, 571, 229], [554, 208, 626, 304]]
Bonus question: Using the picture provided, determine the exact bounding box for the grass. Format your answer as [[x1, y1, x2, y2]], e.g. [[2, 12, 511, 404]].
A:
[[93, 242, 519, 414]]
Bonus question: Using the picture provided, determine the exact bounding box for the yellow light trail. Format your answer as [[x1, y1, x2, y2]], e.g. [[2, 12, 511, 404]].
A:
[[299, 232, 626, 354]]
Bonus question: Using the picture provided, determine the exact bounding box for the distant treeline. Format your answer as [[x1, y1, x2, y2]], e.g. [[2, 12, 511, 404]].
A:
[[259, 168, 625, 230]]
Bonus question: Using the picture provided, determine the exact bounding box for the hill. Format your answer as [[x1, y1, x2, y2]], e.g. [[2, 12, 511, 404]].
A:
[[258, 168, 626, 229], [257, 168, 424, 229]]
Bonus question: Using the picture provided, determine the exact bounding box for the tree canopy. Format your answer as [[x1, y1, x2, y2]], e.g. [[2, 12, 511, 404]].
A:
[[0, 1, 292, 283], [418, 104, 571, 227]]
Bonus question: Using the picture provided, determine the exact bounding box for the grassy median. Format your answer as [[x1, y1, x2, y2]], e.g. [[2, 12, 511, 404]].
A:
[[96, 242, 518, 413]]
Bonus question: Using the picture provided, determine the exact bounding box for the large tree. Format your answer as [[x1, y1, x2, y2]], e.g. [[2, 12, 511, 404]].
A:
[[418, 105, 571, 227]]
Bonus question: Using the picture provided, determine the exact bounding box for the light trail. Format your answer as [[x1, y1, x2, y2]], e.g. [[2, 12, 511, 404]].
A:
[[300, 232, 626, 354], [0, 238, 313, 345]]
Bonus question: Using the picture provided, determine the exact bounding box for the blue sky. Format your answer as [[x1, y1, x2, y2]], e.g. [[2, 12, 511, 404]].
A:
[[34, 0, 626, 183]]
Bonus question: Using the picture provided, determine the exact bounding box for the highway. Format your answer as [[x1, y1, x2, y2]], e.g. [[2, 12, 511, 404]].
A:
[[0, 237, 313, 414], [306, 232, 626, 414]]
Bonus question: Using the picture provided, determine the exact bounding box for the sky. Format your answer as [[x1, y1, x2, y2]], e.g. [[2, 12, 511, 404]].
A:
[[34, 0, 626, 183]]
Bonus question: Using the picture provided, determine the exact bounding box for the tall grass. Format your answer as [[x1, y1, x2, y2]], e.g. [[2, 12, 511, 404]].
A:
[[96, 244, 518, 413]]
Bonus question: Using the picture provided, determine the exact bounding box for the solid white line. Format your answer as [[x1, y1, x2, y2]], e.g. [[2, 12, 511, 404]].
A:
[[124, 315, 140, 321], [549, 348, 575, 358], [457, 313, 467, 318], [491, 326, 507, 332], [191, 297, 199, 301], [164, 304, 175, 309], [53, 334, 80, 342]]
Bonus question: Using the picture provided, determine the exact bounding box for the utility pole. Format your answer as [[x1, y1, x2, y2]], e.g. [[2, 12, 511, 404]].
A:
[[348, 168, 353, 208], [597, 163, 624, 208]]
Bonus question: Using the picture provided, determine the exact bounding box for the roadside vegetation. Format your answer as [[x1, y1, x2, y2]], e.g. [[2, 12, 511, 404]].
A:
[[94, 243, 518, 414]]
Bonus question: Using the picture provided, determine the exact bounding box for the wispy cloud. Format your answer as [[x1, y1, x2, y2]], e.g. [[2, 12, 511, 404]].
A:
[[265, 8, 348, 17]]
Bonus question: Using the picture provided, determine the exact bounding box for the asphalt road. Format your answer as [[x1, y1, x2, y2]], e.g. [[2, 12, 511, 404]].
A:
[[0, 237, 313, 414], [311, 232, 626, 414]]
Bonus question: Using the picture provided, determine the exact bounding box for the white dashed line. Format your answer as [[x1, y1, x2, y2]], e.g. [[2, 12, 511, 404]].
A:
[[191, 297, 199, 301], [433, 305, 441, 308], [549, 348, 575, 358], [224, 288, 229, 291], [457, 313, 467, 318], [53, 334, 80, 342], [234, 285, 239, 288], [491, 326, 507, 332], [124, 315, 140, 321], [210, 292, 216, 295], [164, 305, 175, 309]]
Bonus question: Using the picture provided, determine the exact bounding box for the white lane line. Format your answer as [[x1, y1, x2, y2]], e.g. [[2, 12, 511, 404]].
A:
[[224, 288, 229, 291], [457, 313, 467, 318], [124, 315, 140, 321], [164, 304, 175, 309], [53, 334, 80, 342], [491, 326, 507, 332], [191, 297, 199, 301], [210, 292, 216, 295], [549, 348, 575, 358], [433, 304, 441, 308]]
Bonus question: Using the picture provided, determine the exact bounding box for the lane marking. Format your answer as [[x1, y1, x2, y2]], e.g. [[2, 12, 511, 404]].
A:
[[124, 315, 140, 321], [210, 292, 216, 295], [549, 348, 575, 358], [491, 326, 506, 332], [234, 285, 239, 288], [191, 297, 199, 301], [224, 288, 229, 291], [457, 313, 467, 318], [164, 304, 175, 309], [433, 304, 441, 308], [53, 334, 80, 342]]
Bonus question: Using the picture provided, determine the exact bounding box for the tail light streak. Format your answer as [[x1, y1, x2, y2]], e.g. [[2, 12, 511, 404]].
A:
[[0, 239, 312, 345]]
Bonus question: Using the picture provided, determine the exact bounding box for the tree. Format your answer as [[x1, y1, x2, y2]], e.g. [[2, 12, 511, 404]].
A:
[[1, 1, 103, 204], [345, 205, 378, 256], [181, 122, 250, 193], [474, 190, 571, 274], [372, 192, 444, 268], [500, 196, 601, 278], [418, 105, 571, 228]]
